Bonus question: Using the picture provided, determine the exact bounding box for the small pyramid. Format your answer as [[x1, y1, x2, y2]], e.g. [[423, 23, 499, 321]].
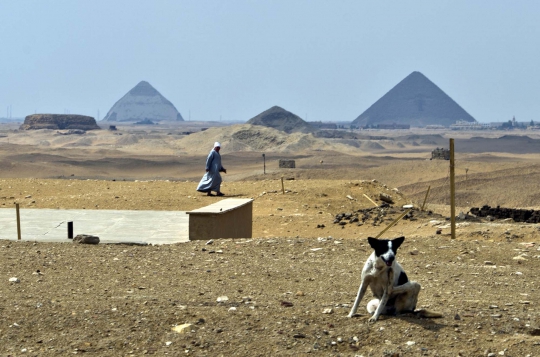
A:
[[352, 72, 476, 127], [247, 106, 313, 134], [103, 81, 184, 122]]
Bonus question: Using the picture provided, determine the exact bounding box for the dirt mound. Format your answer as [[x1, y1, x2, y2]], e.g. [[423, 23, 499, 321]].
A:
[[247, 106, 314, 134], [455, 135, 540, 154], [173, 124, 351, 155], [231, 129, 286, 151], [362, 141, 385, 150]]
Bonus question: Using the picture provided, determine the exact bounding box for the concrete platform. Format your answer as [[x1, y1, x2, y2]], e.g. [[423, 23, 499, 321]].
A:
[[0, 208, 189, 245]]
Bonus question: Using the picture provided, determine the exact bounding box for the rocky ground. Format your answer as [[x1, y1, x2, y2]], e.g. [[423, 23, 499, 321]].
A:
[[1, 178, 540, 356]]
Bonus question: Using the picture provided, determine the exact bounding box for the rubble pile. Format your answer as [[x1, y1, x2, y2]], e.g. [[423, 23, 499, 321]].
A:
[[470, 205, 540, 223], [333, 204, 418, 227]]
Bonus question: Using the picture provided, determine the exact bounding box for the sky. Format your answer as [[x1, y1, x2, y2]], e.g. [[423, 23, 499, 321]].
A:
[[1, 1, 539, 123]]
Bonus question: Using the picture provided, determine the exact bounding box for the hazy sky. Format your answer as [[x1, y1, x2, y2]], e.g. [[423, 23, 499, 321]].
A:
[[1, 1, 539, 123]]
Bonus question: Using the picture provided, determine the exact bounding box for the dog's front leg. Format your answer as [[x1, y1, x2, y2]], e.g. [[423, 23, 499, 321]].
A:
[[368, 269, 394, 323], [347, 279, 369, 318]]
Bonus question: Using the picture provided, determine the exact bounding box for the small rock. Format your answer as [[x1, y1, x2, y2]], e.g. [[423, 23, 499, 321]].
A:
[[73, 234, 99, 244], [527, 327, 540, 336], [513, 256, 527, 261], [410, 249, 419, 255], [490, 314, 502, 318], [9, 277, 20, 283], [379, 193, 393, 204], [205, 239, 214, 245], [322, 308, 333, 314], [228, 307, 237, 312], [346, 195, 354, 200], [406, 341, 416, 346], [281, 301, 294, 307], [295, 291, 304, 296], [454, 314, 461, 320], [489, 305, 498, 309], [293, 333, 306, 338], [217, 296, 229, 302], [484, 261, 495, 266], [172, 323, 194, 334], [165, 341, 172, 346]]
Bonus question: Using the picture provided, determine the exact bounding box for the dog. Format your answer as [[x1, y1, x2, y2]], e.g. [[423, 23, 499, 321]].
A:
[[347, 236, 437, 322]]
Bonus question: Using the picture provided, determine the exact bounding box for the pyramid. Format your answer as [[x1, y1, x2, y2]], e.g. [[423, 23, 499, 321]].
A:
[[247, 106, 313, 134], [103, 81, 184, 122], [352, 72, 476, 127]]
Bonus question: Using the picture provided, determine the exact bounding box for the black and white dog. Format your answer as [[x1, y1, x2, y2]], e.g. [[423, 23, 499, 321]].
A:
[[347, 236, 423, 322]]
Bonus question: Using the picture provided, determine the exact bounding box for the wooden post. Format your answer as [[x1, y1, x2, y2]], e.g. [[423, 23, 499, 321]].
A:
[[262, 153, 266, 174], [281, 176, 285, 194], [375, 209, 412, 238], [421, 185, 431, 211], [450, 139, 456, 239], [363, 194, 379, 207], [16, 203, 21, 240]]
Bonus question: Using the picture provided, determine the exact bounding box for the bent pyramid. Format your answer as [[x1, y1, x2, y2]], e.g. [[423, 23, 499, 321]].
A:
[[247, 106, 313, 134], [352, 71, 476, 127], [103, 81, 184, 122]]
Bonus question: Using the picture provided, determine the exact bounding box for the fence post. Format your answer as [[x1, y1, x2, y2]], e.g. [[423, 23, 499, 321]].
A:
[[16, 203, 21, 240], [450, 139, 456, 239]]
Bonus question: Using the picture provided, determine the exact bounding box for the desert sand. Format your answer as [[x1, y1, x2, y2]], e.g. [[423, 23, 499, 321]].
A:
[[1, 123, 539, 356]]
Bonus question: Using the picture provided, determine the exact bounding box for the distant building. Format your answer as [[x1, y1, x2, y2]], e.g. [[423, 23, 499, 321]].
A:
[[450, 120, 491, 130], [308, 121, 338, 130], [425, 125, 447, 129], [376, 123, 410, 129], [431, 148, 450, 160]]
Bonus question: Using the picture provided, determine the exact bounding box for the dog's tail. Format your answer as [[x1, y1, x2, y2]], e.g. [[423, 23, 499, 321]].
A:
[[413, 309, 443, 318]]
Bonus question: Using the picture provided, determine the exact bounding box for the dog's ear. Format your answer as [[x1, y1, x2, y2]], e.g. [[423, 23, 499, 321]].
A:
[[367, 237, 379, 249], [392, 236, 405, 250]]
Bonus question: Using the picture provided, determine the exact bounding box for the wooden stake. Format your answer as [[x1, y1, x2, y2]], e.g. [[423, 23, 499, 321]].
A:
[[375, 209, 412, 238], [450, 138, 456, 239], [421, 185, 431, 211], [281, 176, 285, 194], [16, 203, 21, 240], [363, 194, 378, 207]]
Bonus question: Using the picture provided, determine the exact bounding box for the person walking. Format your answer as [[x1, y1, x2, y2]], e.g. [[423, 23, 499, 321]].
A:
[[196, 142, 227, 196]]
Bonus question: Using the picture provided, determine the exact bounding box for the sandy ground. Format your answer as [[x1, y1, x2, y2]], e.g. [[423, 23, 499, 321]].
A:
[[1, 125, 540, 356]]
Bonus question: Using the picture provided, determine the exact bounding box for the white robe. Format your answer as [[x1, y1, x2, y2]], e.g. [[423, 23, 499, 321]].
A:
[[196, 149, 225, 192]]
